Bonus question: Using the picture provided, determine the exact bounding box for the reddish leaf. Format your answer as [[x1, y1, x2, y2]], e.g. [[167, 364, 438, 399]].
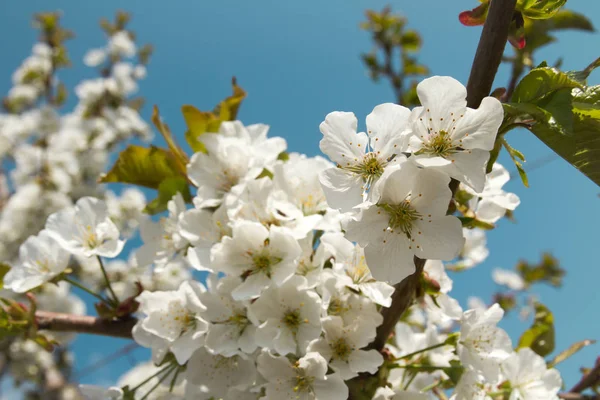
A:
[[459, 3, 489, 26]]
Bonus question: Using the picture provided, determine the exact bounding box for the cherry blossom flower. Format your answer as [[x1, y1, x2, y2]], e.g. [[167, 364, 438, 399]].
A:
[[501, 348, 562, 400], [4, 230, 69, 293], [199, 275, 258, 356], [186, 347, 257, 399], [458, 303, 512, 381], [406, 76, 504, 192], [465, 163, 521, 223], [307, 316, 383, 379], [318, 103, 411, 212], [132, 281, 208, 364], [45, 196, 125, 258], [346, 161, 464, 283], [210, 221, 302, 300], [251, 276, 322, 355], [257, 351, 348, 400]]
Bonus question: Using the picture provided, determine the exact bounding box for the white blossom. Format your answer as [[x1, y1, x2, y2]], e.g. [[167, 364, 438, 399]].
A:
[[319, 103, 410, 212], [4, 230, 69, 293], [251, 275, 322, 355], [308, 316, 383, 379], [257, 351, 348, 400], [346, 161, 464, 283], [501, 348, 562, 400], [45, 196, 125, 258], [406, 76, 503, 192]]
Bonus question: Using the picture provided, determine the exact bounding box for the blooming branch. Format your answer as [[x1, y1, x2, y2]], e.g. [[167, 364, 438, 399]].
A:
[[35, 311, 136, 339]]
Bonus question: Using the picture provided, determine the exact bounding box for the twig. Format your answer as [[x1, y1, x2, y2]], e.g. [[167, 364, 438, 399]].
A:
[[371, 257, 425, 351], [570, 357, 600, 393], [35, 311, 136, 339]]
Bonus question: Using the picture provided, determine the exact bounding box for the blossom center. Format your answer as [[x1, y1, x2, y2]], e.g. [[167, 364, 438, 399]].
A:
[[283, 309, 303, 332], [331, 337, 353, 361], [251, 251, 282, 277], [327, 297, 349, 317], [168, 302, 197, 336], [292, 368, 315, 393], [345, 152, 385, 186], [422, 130, 456, 157], [379, 201, 421, 238]]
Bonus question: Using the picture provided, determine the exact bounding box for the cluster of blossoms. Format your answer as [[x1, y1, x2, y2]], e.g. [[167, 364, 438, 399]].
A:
[[0, 16, 192, 397], [3, 74, 560, 400]]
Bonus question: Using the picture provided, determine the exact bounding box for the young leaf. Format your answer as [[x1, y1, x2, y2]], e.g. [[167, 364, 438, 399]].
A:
[[517, 302, 555, 357], [181, 79, 247, 153], [99, 145, 182, 189], [502, 139, 529, 187], [511, 67, 582, 103], [548, 339, 596, 368], [519, 0, 567, 20], [144, 177, 192, 215]]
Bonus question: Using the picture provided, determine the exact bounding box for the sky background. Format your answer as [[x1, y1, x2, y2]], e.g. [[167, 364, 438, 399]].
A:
[[1, 0, 599, 394]]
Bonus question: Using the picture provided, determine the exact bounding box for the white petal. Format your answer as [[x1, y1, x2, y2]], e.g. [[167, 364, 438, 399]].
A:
[[455, 96, 504, 151], [364, 236, 415, 284], [366, 103, 412, 156], [319, 168, 364, 212], [319, 111, 366, 165], [413, 216, 464, 260]]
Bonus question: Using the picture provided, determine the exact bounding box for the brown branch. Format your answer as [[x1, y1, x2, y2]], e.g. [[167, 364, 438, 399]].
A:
[[371, 257, 425, 351], [36, 311, 136, 339], [368, 0, 517, 354], [466, 0, 517, 109], [559, 394, 600, 400], [570, 357, 600, 393]]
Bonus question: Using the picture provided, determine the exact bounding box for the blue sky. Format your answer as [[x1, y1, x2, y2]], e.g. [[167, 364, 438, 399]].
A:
[[1, 0, 599, 391]]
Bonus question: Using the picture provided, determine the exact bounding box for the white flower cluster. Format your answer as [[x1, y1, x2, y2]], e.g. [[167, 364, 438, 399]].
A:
[[4, 75, 556, 400], [0, 22, 166, 397]]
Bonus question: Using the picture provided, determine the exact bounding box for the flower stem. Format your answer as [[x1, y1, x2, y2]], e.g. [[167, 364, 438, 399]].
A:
[[96, 256, 119, 306], [397, 342, 449, 361], [62, 276, 111, 306], [130, 363, 175, 393], [139, 364, 177, 400]]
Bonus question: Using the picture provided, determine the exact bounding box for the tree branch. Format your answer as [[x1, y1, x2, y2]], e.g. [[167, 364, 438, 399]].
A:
[[370, 257, 425, 351], [35, 311, 136, 339], [559, 394, 600, 400], [466, 0, 517, 109], [369, 0, 517, 353], [570, 357, 600, 393]]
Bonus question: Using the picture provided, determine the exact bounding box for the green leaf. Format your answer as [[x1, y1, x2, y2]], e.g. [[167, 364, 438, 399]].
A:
[[518, 0, 567, 20], [256, 168, 274, 180], [181, 79, 247, 153], [400, 30, 421, 52], [517, 252, 565, 288], [511, 67, 583, 104], [548, 339, 596, 367], [181, 105, 219, 153], [458, 217, 495, 230], [518, 302, 555, 357], [523, 10, 594, 53], [277, 152, 290, 162], [502, 139, 529, 187], [144, 177, 192, 215], [99, 145, 183, 189], [572, 83, 600, 119], [544, 10, 595, 31]]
